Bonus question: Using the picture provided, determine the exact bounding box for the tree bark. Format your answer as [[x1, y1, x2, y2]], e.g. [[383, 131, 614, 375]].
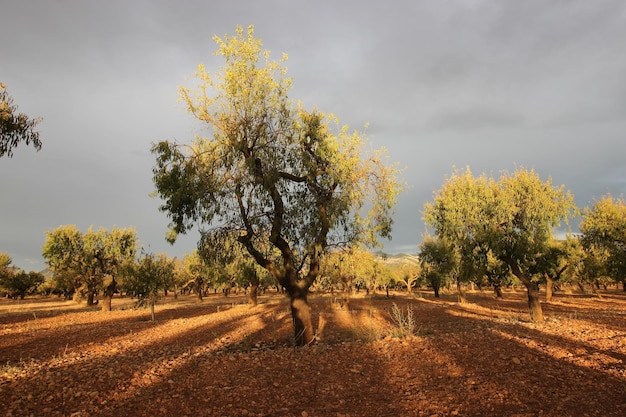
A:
[[248, 283, 259, 306], [86, 290, 96, 306], [456, 281, 467, 304], [150, 298, 156, 322], [102, 278, 116, 312], [525, 281, 543, 322], [545, 275, 555, 303], [493, 284, 503, 298], [288, 287, 315, 346], [341, 275, 351, 311], [504, 258, 544, 322]]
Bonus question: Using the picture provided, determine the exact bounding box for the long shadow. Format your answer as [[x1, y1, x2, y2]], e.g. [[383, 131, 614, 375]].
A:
[[382, 298, 626, 417], [92, 300, 400, 417], [0, 301, 234, 364], [0, 302, 290, 416], [2, 294, 624, 417]]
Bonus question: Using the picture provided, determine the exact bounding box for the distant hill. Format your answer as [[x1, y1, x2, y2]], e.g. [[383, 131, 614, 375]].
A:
[[374, 252, 420, 265]]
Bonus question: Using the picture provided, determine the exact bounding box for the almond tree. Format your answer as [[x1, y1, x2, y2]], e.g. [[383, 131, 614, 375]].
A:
[[122, 253, 175, 321], [0, 82, 41, 158], [152, 25, 402, 346], [42, 225, 137, 309], [424, 167, 577, 321], [580, 194, 626, 291]]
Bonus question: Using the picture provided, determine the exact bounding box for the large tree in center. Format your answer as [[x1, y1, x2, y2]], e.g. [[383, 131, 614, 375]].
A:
[[152, 25, 403, 346]]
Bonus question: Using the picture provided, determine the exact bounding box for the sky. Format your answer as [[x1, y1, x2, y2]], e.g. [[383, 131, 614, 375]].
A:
[[2, 0, 626, 272]]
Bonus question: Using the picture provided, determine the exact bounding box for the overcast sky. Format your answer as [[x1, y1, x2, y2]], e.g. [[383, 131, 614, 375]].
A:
[[2, 0, 626, 271]]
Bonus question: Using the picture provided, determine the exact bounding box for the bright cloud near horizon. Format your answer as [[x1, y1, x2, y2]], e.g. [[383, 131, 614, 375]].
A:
[[2, 0, 626, 271]]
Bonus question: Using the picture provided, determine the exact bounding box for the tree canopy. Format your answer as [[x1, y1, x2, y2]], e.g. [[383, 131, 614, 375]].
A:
[[580, 194, 626, 290], [42, 225, 138, 308], [152, 25, 403, 345], [0, 82, 42, 158], [424, 167, 577, 321]]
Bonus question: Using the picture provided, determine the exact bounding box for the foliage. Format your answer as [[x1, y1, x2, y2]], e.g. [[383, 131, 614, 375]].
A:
[[580, 194, 626, 288], [423, 166, 578, 320], [42, 225, 138, 306], [0, 82, 42, 158], [419, 235, 455, 297], [122, 253, 175, 320], [0, 253, 44, 299], [151, 25, 403, 345], [0, 270, 44, 299]]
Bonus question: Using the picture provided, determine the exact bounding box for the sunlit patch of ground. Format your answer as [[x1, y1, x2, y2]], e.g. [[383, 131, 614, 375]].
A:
[[1, 289, 625, 417]]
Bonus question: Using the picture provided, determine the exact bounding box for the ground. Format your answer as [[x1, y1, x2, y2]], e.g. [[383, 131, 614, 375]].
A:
[[0, 288, 625, 417]]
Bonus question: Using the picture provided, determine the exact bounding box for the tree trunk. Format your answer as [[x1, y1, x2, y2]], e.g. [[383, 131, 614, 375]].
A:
[[196, 276, 203, 302], [341, 276, 351, 310], [86, 290, 96, 306], [150, 298, 156, 322], [456, 281, 467, 304], [545, 275, 554, 303], [433, 285, 440, 298], [102, 278, 116, 312], [288, 288, 315, 347], [494, 284, 503, 298], [505, 258, 544, 322], [525, 281, 543, 322], [248, 283, 259, 306]]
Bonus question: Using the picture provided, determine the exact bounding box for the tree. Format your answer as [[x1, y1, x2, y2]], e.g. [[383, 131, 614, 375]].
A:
[[424, 167, 577, 321], [0, 252, 11, 275], [0, 253, 45, 299], [1, 82, 42, 158], [390, 259, 421, 296], [122, 253, 175, 321], [0, 270, 44, 299], [42, 225, 138, 309], [534, 236, 583, 302], [419, 235, 455, 298], [151, 26, 403, 346], [580, 194, 626, 291], [182, 251, 209, 301]]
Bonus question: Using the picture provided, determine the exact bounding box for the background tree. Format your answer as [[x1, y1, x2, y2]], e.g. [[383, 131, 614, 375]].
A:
[[419, 235, 455, 298], [151, 25, 403, 346], [0, 252, 11, 276], [122, 253, 175, 321], [182, 251, 209, 301], [1, 82, 42, 158], [534, 236, 583, 302], [0, 253, 45, 299], [42, 225, 138, 309], [580, 194, 626, 291], [389, 259, 421, 296], [424, 167, 577, 321], [482, 248, 513, 298], [0, 270, 44, 299]]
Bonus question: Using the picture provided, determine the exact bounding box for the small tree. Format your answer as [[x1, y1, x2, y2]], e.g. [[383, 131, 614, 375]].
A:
[[42, 225, 138, 308], [1, 82, 42, 158], [123, 253, 175, 321], [580, 194, 626, 291], [0, 270, 44, 299], [419, 235, 455, 298]]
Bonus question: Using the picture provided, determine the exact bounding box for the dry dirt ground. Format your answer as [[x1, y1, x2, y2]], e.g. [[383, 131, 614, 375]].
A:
[[1, 289, 625, 417]]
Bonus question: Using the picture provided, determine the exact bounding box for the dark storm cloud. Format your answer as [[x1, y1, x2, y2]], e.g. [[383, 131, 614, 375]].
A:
[[1, 0, 626, 269]]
